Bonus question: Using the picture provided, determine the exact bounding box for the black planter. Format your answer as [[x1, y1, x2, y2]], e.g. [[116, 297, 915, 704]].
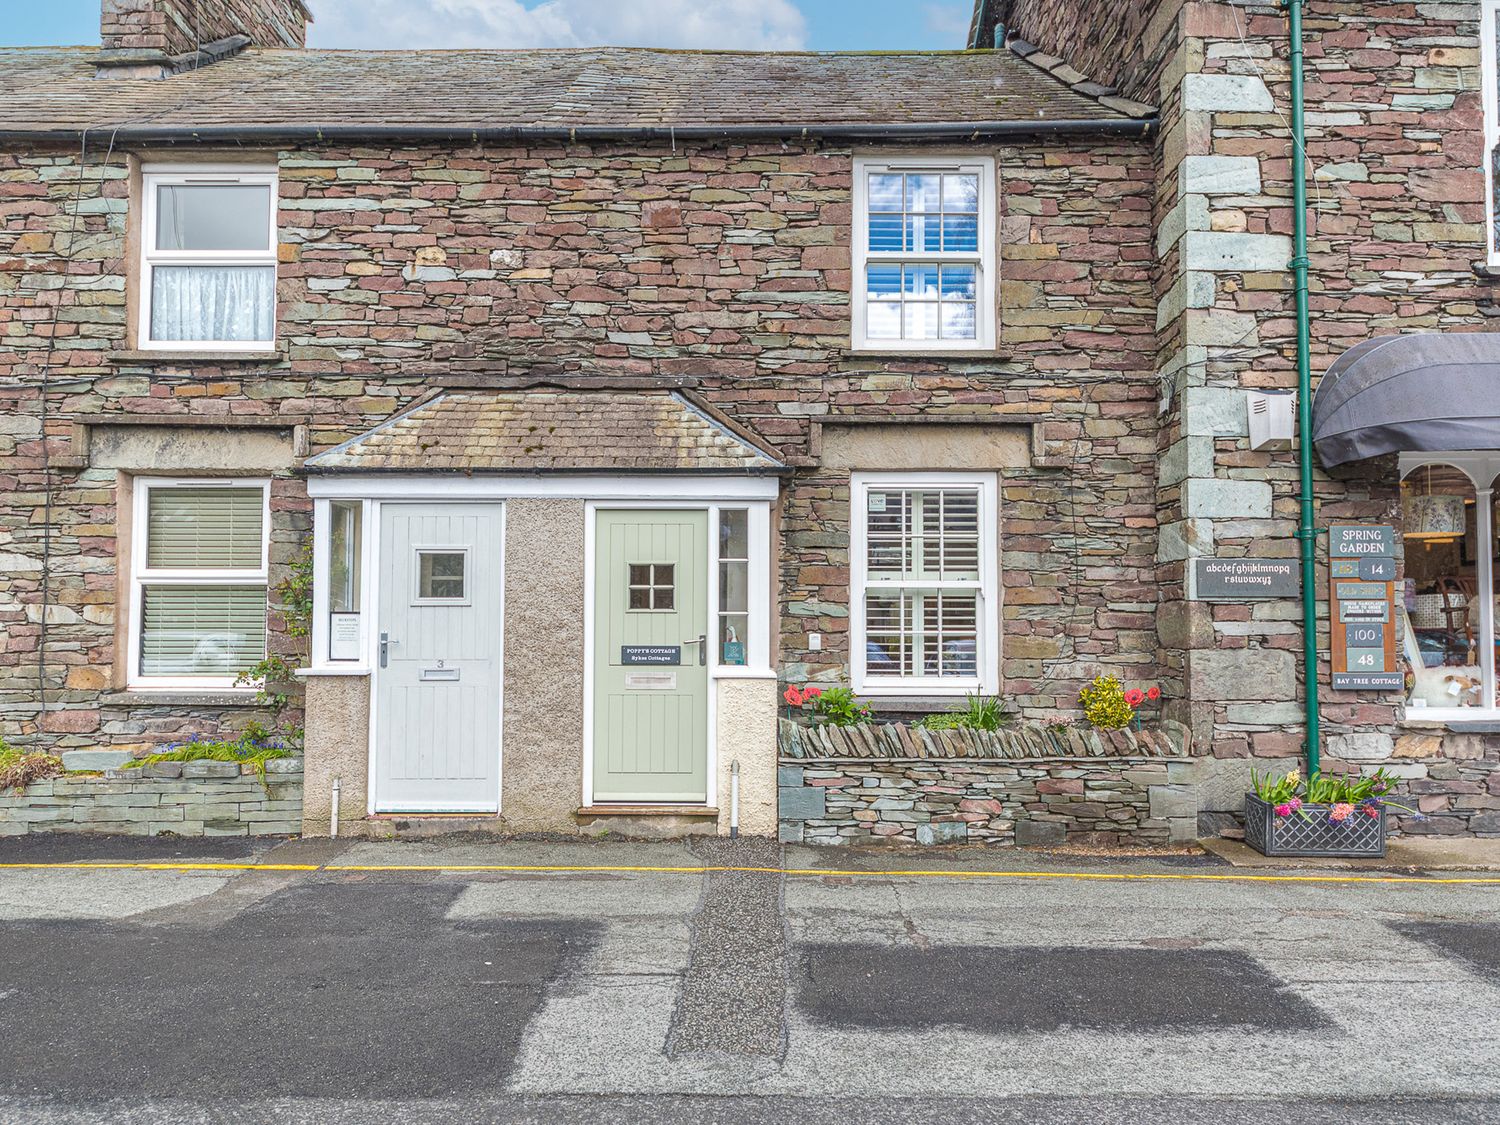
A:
[[1244, 794, 1387, 859]]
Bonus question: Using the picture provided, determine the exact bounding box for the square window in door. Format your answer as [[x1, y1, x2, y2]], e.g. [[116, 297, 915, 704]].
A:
[[627, 563, 675, 611], [415, 549, 467, 602]]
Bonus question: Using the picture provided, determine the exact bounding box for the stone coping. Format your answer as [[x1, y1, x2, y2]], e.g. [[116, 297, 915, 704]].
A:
[[777, 719, 1188, 761]]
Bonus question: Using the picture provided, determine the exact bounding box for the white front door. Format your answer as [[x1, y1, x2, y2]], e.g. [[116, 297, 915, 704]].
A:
[[374, 503, 503, 813]]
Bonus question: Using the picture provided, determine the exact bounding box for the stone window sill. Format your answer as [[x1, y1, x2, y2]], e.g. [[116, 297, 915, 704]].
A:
[[577, 805, 720, 818], [108, 350, 285, 365], [842, 349, 1006, 361], [102, 691, 264, 708], [1398, 716, 1500, 734]]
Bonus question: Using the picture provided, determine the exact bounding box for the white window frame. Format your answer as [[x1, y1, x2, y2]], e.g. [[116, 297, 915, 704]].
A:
[[1483, 2, 1500, 267], [138, 165, 279, 352], [850, 471, 1000, 696], [128, 476, 271, 691], [851, 155, 997, 352], [411, 546, 472, 606]]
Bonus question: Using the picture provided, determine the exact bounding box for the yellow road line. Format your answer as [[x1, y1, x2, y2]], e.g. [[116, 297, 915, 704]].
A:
[[0, 860, 1497, 885]]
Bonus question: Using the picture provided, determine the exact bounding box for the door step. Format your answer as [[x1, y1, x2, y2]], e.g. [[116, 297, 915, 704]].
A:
[[577, 805, 719, 818]]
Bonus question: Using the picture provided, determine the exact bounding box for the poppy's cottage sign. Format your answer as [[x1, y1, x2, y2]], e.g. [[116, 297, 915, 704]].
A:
[[1193, 558, 1301, 600], [1328, 524, 1402, 692]]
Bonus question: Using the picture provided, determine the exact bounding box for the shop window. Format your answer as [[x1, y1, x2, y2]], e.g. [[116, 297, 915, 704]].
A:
[[851, 157, 996, 351], [1401, 461, 1499, 715], [130, 478, 269, 688], [851, 472, 998, 695], [140, 167, 277, 349]]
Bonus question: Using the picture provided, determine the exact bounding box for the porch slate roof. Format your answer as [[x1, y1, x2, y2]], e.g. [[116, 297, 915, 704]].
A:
[[304, 388, 787, 475], [0, 46, 1140, 136]]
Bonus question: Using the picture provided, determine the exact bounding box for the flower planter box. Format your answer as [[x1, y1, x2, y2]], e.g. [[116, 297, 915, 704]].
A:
[[1243, 794, 1387, 859]]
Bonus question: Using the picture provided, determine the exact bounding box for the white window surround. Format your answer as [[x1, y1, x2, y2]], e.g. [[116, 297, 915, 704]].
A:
[[1398, 451, 1500, 724], [1485, 2, 1500, 267], [128, 476, 271, 691], [851, 155, 997, 352], [138, 165, 279, 352], [850, 471, 1000, 697]]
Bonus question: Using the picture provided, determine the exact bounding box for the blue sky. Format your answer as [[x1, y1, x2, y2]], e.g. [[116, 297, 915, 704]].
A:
[[1, 1, 976, 51]]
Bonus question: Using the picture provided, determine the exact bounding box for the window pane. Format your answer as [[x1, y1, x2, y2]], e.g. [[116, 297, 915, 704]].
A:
[[906, 214, 942, 253], [155, 184, 271, 252], [941, 265, 976, 299], [903, 264, 939, 298], [147, 486, 263, 569], [1402, 466, 1480, 708], [151, 265, 275, 343], [329, 501, 362, 614], [628, 564, 651, 586], [942, 213, 979, 252], [140, 584, 266, 677], [942, 174, 979, 212], [868, 213, 904, 253], [866, 264, 902, 300], [719, 613, 749, 665], [867, 301, 901, 339], [905, 174, 941, 212], [941, 302, 977, 340], [903, 303, 939, 340], [629, 588, 650, 610], [719, 509, 749, 560], [868, 173, 904, 212], [720, 561, 748, 614], [418, 551, 466, 600]]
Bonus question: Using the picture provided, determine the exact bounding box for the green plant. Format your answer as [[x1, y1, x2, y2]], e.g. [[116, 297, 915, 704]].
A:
[[1079, 674, 1134, 730], [812, 686, 873, 727], [1250, 766, 1420, 823], [919, 693, 1011, 732], [233, 544, 314, 749], [0, 736, 63, 794], [118, 729, 292, 787]]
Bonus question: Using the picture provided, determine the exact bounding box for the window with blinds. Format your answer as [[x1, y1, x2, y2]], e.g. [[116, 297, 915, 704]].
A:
[[853, 474, 996, 693], [134, 480, 269, 685]]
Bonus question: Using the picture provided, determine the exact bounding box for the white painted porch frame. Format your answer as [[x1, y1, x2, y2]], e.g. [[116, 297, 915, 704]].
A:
[[1398, 451, 1500, 723], [305, 475, 778, 815]]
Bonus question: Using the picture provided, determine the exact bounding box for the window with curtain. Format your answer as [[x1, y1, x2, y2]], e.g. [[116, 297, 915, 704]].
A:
[[141, 169, 277, 349], [132, 480, 269, 687], [851, 473, 998, 694], [851, 157, 996, 351]]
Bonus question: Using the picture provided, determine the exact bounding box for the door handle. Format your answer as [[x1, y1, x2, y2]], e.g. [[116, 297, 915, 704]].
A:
[[380, 632, 391, 668], [684, 634, 707, 666]]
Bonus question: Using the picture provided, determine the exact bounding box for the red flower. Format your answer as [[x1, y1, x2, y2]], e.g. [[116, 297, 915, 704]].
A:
[[802, 686, 823, 699], [1123, 688, 1146, 707], [783, 686, 804, 707], [1146, 685, 1161, 701]]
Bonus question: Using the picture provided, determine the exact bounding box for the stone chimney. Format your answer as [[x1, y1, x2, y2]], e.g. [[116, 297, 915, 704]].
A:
[[98, 0, 311, 76]]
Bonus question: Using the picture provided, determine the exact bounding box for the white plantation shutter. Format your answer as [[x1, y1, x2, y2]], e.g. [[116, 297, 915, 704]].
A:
[[134, 480, 269, 685], [146, 486, 264, 569], [139, 585, 267, 677]]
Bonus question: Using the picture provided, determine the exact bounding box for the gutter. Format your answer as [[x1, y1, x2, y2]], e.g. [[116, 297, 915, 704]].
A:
[[0, 117, 1155, 147]]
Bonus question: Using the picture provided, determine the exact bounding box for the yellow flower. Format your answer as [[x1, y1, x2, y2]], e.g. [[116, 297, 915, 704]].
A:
[[1286, 769, 1301, 786]]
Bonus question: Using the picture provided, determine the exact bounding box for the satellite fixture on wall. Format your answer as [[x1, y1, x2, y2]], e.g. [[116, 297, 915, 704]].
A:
[[1247, 390, 1295, 450]]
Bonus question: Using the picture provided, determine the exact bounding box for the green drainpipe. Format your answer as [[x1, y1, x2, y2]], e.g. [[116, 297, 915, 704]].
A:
[[1284, 0, 1321, 775]]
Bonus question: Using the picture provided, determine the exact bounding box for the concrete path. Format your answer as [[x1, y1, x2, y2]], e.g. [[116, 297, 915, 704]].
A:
[[0, 834, 1497, 1123]]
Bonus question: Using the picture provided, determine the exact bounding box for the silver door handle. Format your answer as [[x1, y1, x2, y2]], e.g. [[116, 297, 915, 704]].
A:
[[380, 632, 393, 668], [683, 634, 706, 666]]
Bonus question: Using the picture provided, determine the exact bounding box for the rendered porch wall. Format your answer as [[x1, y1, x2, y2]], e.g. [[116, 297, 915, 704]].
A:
[[299, 672, 369, 837]]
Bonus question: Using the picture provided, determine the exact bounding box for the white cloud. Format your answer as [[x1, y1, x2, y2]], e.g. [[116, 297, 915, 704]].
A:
[[307, 0, 808, 50], [922, 1, 971, 41]]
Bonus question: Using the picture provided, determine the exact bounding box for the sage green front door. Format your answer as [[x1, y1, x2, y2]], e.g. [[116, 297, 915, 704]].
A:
[[592, 509, 709, 803]]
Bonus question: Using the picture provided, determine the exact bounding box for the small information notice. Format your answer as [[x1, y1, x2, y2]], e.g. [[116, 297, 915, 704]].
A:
[[1328, 524, 1402, 692], [1194, 558, 1301, 600], [621, 645, 681, 666]]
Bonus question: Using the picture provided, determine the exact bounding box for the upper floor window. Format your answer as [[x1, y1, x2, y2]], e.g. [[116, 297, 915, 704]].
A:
[[851, 156, 996, 352], [1485, 2, 1500, 265], [139, 167, 278, 350]]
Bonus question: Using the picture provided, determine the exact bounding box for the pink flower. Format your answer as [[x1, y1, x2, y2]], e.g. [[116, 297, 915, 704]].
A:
[[783, 686, 803, 707], [802, 686, 823, 699], [1124, 688, 1146, 707], [1274, 803, 1293, 818], [1329, 802, 1355, 823], [1146, 686, 1161, 701]]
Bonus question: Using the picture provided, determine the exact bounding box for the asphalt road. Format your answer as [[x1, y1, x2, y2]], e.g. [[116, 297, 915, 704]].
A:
[[1, 834, 1497, 1123]]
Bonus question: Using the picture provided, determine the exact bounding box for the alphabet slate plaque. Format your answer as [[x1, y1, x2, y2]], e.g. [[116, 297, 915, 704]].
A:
[[1194, 558, 1301, 600]]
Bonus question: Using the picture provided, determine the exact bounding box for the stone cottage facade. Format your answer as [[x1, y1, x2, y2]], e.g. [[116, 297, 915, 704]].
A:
[[2, 0, 1497, 842]]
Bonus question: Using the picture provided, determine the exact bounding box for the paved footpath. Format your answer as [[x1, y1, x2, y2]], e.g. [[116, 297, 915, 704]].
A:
[[0, 833, 1497, 1123]]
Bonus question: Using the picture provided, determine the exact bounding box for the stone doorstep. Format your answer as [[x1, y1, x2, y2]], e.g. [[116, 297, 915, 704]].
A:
[[1200, 836, 1500, 872]]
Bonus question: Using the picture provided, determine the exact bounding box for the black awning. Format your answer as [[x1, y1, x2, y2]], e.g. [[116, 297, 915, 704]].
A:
[[1312, 332, 1500, 467]]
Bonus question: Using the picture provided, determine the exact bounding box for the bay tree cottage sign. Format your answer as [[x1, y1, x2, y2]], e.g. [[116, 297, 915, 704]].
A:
[[1193, 558, 1301, 600], [1328, 524, 1402, 692]]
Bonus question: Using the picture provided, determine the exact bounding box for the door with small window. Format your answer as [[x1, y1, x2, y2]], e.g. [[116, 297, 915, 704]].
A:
[[592, 509, 709, 803], [374, 503, 503, 812]]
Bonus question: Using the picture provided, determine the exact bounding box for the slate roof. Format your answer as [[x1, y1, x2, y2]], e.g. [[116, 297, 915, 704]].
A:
[[305, 389, 787, 475], [0, 45, 1144, 139]]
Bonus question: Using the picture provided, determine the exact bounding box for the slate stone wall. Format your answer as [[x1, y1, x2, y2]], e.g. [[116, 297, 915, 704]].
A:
[[0, 758, 303, 836], [1, 134, 1157, 757]]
